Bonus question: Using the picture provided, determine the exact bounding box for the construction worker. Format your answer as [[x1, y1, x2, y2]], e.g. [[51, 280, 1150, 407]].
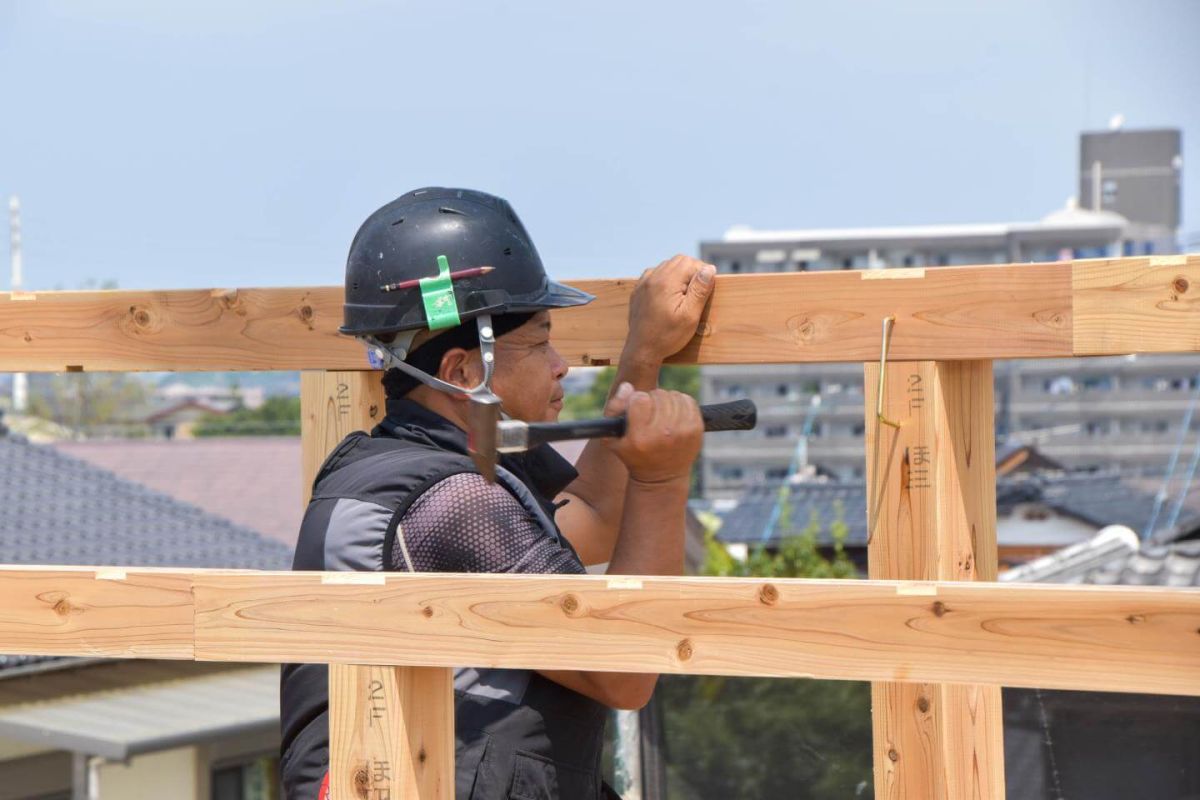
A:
[[280, 187, 716, 799]]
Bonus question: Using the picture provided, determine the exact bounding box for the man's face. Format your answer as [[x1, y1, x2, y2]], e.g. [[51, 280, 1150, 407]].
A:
[[488, 312, 569, 423]]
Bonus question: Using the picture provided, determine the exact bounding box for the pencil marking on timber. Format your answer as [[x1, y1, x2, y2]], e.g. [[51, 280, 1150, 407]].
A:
[[337, 382, 351, 419], [367, 679, 386, 727]]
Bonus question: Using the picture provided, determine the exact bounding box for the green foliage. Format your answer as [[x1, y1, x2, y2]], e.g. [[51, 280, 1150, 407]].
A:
[[559, 365, 699, 421], [658, 500, 872, 799], [193, 395, 301, 436], [27, 373, 153, 434]]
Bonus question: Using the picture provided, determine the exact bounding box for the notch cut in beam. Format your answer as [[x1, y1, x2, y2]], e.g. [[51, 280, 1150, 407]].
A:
[[0, 255, 1197, 371]]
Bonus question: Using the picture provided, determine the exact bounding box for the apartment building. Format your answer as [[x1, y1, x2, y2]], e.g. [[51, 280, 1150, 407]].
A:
[[700, 128, 1187, 498]]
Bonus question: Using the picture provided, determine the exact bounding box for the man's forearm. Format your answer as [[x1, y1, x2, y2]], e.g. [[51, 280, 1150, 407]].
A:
[[558, 347, 663, 564], [606, 477, 688, 576]]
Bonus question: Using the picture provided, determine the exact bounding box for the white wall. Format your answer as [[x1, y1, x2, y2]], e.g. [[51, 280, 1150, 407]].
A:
[[98, 746, 199, 800]]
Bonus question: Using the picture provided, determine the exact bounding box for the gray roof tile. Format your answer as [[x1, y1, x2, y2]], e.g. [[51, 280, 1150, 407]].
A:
[[0, 435, 292, 673]]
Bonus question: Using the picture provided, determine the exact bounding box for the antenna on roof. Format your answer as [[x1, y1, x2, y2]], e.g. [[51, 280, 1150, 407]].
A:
[[9, 197, 27, 414]]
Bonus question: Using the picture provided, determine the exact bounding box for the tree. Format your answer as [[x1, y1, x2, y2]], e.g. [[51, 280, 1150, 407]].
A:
[[27, 372, 153, 437], [560, 365, 700, 420], [655, 502, 873, 799], [193, 395, 302, 436]]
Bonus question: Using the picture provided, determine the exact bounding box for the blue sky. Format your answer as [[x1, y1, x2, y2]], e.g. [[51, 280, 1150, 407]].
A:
[[2, 0, 1197, 291]]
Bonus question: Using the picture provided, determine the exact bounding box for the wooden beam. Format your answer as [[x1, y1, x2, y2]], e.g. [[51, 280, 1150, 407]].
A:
[[302, 371, 454, 800], [2, 255, 1198, 372], [0, 567, 1195, 694], [0, 566, 193, 660], [328, 664, 454, 800], [187, 571, 1200, 696], [864, 360, 1005, 799]]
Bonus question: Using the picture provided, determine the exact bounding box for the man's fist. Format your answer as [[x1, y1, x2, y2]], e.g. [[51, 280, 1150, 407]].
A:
[[604, 382, 703, 484], [625, 255, 716, 364]]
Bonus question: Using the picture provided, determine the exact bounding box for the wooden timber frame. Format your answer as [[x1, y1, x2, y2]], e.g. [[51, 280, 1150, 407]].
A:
[[1, 253, 1199, 799]]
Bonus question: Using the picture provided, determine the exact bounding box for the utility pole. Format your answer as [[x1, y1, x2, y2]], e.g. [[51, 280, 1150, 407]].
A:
[[9, 196, 28, 413]]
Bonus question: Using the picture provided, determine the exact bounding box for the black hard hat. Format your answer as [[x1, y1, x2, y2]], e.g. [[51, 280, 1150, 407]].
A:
[[340, 187, 593, 337]]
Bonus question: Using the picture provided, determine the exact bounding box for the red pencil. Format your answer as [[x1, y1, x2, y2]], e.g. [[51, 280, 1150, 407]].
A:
[[380, 266, 494, 293]]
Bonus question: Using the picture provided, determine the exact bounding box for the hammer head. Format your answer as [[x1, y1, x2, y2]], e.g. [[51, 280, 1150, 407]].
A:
[[466, 394, 503, 482]]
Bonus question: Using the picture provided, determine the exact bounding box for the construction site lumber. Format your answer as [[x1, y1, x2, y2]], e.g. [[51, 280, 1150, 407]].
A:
[[0, 566, 1196, 696], [1, 255, 1198, 372], [864, 360, 1005, 799]]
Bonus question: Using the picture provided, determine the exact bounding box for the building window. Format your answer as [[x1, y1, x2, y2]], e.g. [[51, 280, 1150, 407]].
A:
[[776, 383, 790, 397], [716, 466, 744, 482], [902, 255, 915, 267], [765, 425, 788, 438], [212, 754, 278, 800], [851, 422, 865, 436], [797, 260, 809, 271], [841, 257, 853, 269], [730, 261, 742, 273]]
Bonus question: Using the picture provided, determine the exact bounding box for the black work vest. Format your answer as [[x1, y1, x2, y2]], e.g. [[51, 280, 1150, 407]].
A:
[[279, 399, 611, 800]]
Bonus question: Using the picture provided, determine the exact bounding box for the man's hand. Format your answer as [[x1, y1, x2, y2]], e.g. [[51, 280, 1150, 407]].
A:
[[604, 383, 703, 484], [624, 255, 717, 364]]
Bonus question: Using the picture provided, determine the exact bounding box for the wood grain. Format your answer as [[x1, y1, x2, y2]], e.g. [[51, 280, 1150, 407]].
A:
[[328, 664, 454, 800], [300, 371, 384, 505], [864, 361, 1005, 799], [0, 567, 193, 660], [184, 571, 1200, 696], [301, 371, 456, 799], [15, 257, 1200, 371], [1072, 254, 1200, 355]]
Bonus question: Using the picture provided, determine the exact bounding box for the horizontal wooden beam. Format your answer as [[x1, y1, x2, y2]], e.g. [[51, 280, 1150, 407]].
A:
[[0, 566, 1196, 696], [0, 255, 1196, 371]]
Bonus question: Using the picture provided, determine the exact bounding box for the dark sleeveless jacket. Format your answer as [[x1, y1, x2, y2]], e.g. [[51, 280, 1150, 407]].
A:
[[279, 399, 611, 800]]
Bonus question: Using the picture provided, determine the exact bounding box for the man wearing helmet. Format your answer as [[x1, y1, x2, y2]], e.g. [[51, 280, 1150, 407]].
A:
[[281, 188, 716, 799]]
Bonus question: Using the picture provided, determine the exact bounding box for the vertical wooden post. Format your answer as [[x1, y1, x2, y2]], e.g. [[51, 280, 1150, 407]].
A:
[[301, 370, 455, 800], [863, 360, 1006, 800]]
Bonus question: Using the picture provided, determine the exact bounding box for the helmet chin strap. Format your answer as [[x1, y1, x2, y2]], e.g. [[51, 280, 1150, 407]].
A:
[[361, 314, 504, 407]]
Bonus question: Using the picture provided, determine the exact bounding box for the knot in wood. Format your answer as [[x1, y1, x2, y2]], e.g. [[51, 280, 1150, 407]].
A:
[[23, 332, 31, 342], [758, 584, 779, 605], [1126, 614, 1145, 625], [298, 304, 315, 324], [418, 747, 428, 764], [421, 606, 434, 619], [368, 404, 379, 419], [887, 748, 899, 762], [917, 696, 930, 714], [1174, 277, 1189, 294], [353, 766, 370, 798], [560, 594, 581, 616], [676, 639, 694, 662], [932, 601, 947, 618], [52, 597, 73, 617]]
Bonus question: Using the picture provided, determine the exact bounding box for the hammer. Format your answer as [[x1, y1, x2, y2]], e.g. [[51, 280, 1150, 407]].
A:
[[467, 397, 757, 481]]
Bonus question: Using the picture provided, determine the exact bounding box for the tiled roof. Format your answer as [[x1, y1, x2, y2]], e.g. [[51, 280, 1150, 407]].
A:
[[717, 471, 1200, 547], [52, 437, 303, 546], [1001, 526, 1200, 587], [0, 435, 291, 673]]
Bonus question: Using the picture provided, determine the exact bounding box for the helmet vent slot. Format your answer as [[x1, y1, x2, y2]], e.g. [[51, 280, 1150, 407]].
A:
[[438, 206, 466, 216], [503, 247, 513, 256], [391, 217, 405, 226]]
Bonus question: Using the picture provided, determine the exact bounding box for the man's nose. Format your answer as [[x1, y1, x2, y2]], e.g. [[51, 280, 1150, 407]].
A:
[[551, 347, 569, 380]]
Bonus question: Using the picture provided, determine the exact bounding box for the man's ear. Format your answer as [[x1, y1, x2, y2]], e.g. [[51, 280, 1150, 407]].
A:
[[437, 348, 481, 389]]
